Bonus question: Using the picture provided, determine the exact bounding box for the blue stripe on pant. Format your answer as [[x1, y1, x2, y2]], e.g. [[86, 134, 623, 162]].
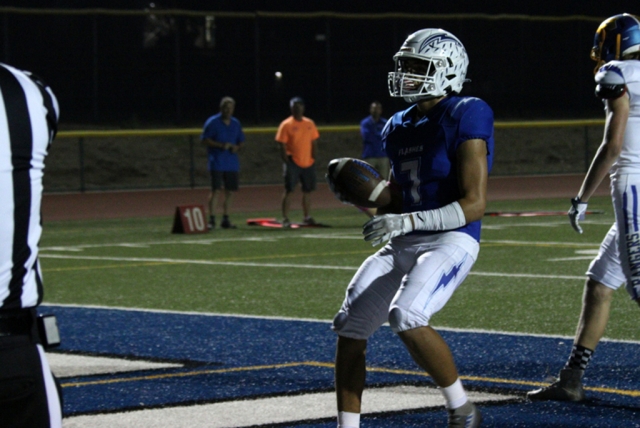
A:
[[632, 185, 638, 232], [626, 186, 640, 299]]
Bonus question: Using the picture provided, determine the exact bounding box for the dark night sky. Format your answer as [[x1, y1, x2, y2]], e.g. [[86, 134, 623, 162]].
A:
[[2, 1, 635, 123], [1, 0, 637, 18]]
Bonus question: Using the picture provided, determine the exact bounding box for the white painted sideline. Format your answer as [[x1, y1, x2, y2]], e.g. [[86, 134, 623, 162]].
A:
[[46, 353, 182, 378], [61, 385, 514, 428], [42, 302, 640, 345], [39, 253, 586, 280]]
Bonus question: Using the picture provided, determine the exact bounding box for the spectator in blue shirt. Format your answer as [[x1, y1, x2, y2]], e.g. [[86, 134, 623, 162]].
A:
[[358, 101, 389, 217], [201, 97, 245, 229], [360, 101, 389, 180]]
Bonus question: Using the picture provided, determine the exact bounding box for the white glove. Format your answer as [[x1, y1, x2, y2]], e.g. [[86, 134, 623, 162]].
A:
[[363, 213, 413, 246], [325, 173, 352, 205], [363, 203, 468, 246], [568, 197, 588, 234]]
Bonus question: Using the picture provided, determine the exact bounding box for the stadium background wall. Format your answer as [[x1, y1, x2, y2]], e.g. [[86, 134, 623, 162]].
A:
[[47, 121, 604, 192]]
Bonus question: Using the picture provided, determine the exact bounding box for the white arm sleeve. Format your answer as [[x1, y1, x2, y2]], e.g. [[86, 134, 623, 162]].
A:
[[409, 201, 467, 231]]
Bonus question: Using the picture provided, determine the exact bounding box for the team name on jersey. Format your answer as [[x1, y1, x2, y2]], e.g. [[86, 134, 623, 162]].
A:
[[628, 233, 640, 289], [398, 145, 423, 156]]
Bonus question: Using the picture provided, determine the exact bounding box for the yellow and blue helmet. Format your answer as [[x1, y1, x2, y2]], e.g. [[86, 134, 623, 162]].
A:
[[591, 13, 640, 72]]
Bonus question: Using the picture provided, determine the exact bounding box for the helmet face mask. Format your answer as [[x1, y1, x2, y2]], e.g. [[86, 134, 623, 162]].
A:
[[388, 56, 445, 99], [388, 29, 469, 103], [591, 13, 640, 73]]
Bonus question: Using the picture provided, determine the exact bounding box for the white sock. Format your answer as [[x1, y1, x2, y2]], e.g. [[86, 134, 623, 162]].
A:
[[337, 411, 360, 428], [440, 378, 468, 409]]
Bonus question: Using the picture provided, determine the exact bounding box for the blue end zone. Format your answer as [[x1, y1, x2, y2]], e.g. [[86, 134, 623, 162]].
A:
[[42, 305, 640, 426]]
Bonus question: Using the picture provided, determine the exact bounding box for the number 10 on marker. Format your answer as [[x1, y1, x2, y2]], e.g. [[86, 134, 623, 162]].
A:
[[172, 205, 208, 234]]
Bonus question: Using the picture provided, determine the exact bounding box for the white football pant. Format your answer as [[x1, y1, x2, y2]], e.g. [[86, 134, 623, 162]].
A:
[[332, 232, 478, 339], [587, 173, 640, 299]]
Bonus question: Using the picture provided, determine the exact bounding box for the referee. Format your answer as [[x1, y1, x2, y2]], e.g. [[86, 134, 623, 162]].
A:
[[0, 63, 62, 427]]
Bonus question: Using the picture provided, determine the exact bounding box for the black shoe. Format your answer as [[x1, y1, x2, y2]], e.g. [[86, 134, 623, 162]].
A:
[[303, 217, 317, 225], [221, 219, 236, 229], [527, 368, 585, 402], [448, 401, 482, 428], [208, 221, 215, 230]]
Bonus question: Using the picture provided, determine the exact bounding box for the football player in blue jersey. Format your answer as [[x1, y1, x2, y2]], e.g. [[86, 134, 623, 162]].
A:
[[328, 29, 494, 428], [528, 13, 640, 403]]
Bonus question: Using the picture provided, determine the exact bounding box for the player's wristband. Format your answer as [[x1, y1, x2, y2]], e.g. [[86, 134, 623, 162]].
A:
[[409, 201, 467, 232]]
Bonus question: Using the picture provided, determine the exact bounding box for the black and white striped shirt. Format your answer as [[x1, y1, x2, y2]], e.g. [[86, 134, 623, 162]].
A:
[[0, 63, 59, 311]]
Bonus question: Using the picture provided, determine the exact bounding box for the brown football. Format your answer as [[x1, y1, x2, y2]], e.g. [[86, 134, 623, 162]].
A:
[[327, 158, 391, 208]]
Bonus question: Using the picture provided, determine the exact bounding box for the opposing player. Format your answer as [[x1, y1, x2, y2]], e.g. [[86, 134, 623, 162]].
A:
[[528, 13, 640, 402], [328, 29, 494, 427]]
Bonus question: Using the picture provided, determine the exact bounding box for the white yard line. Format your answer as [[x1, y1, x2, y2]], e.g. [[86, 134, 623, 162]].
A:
[[575, 250, 600, 254], [483, 220, 613, 230], [42, 233, 604, 253], [46, 353, 182, 378], [40, 234, 362, 252], [40, 236, 281, 252], [470, 271, 584, 280], [483, 221, 568, 229], [481, 239, 600, 247], [548, 256, 597, 261], [39, 254, 358, 271], [61, 386, 514, 428], [299, 233, 363, 239], [39, 253, 585, 280]]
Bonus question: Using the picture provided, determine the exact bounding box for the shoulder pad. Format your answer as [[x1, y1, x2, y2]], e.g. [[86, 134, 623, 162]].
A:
[[450, 96, 488, 115], [596, 63, 625, 84], [595, 84, 626, 100]]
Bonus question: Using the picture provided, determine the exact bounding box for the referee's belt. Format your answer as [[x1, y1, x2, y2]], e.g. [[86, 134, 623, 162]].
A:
[[0, 309, 34, 337]]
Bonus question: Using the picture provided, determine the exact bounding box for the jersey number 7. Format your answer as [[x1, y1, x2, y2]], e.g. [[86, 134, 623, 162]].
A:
[[400, 159, 422, 205]]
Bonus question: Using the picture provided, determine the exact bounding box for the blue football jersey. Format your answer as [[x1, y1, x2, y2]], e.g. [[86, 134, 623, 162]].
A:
[[201, 113, 245, 172], [382, 96, 495, 241]]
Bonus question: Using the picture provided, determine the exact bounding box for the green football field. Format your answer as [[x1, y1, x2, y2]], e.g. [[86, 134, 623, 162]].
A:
[[39, 195, 639, 342]]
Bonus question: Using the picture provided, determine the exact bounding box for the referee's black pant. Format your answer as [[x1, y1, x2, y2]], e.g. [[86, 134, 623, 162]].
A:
[[0, 310, 62, 428]]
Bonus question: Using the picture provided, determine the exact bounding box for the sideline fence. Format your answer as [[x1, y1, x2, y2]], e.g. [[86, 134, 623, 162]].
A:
[[46, 119, 605, 193]]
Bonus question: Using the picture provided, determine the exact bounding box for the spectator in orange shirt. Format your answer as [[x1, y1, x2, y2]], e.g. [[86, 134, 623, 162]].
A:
[[275, 97, 320, 228]]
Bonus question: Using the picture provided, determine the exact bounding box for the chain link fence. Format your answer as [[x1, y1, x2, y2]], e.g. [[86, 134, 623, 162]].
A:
[[45, 121, 605, 192]]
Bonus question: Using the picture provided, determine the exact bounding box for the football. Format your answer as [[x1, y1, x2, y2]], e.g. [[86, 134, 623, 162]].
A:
[[327, 158, 391, 208]]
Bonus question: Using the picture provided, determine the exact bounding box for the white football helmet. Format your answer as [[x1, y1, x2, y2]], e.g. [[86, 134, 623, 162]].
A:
[[388, 29, 469, 102]]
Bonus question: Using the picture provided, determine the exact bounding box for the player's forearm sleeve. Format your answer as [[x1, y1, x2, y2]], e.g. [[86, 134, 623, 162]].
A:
[[409, 201, 467, 231]]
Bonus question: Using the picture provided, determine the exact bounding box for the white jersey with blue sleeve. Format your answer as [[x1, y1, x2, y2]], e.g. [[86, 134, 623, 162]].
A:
[[382, 96, 494, 242], [595, 60, 640, 176]]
